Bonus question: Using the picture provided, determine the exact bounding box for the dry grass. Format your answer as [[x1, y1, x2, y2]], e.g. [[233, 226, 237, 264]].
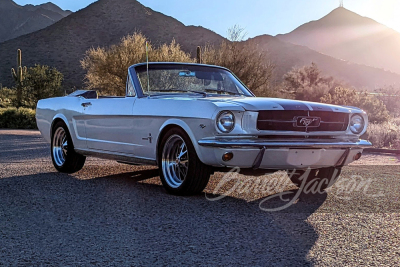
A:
[[363, 117, 400, 149]]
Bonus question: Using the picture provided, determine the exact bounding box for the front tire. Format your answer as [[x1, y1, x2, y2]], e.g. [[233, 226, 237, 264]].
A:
[[158, 128, 212, 195], [51, 121, 86, 173]]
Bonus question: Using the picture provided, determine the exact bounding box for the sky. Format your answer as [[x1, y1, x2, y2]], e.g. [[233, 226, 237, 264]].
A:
[[13, 0, 400, 38]]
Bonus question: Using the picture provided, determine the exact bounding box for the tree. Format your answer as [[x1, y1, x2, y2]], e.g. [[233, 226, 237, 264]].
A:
[[81, 32, 193, 96], [202, 26, 275, 97], [23, 64, 63, 108], [282, 63, 339, 102]]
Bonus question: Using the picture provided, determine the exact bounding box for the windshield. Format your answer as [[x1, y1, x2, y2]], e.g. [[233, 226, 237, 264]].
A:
[[134, 64, 253, 97]]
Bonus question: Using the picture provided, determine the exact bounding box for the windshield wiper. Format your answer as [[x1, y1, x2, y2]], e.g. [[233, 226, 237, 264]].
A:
[[155, 89, 207, 97]]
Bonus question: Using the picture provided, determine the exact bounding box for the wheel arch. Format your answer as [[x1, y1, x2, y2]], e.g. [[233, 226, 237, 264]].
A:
[[156, 119, 204, 165], [51, 114, 69, 138]]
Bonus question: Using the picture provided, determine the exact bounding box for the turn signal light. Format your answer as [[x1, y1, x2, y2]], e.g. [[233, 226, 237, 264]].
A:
[[353, 152, 362, 161], [222, 152, 234, 162]]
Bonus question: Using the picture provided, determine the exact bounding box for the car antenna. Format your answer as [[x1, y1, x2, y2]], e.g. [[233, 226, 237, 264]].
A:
[[146, 41, 150, 92]]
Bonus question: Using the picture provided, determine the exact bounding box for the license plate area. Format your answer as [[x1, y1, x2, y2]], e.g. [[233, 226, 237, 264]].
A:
[[287, 149, 325, 166]]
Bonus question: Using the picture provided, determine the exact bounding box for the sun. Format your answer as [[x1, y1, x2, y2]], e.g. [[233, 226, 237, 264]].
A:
[[362, 0, 400, 33]]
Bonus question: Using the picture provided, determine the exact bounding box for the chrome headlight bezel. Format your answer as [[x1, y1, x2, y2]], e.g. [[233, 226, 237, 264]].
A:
[[349, 114, 365, 134], [216, 111, 235, 133]]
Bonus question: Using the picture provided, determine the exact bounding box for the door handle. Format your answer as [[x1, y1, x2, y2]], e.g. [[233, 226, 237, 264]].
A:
[[81, 102, 92, 107]]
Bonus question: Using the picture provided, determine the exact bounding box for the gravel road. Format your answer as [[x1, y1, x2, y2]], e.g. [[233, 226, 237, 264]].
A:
[[1, 130, 399, 266]]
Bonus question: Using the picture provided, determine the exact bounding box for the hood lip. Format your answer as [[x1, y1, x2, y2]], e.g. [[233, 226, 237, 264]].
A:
[[223, 97, 361, 113]]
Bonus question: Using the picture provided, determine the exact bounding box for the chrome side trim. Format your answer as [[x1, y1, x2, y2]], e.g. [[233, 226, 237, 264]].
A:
[[75, 149, 157, 166], [198, 138, 372, 149]]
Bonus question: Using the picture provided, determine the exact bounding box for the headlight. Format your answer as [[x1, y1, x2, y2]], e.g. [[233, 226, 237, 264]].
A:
[[216, 111, 235, 133], [349, 114, 365, 134]]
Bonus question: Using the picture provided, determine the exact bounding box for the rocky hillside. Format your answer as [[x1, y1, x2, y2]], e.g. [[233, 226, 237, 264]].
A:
[[0, 0, 72, 43], [1, 1, 399, 90], [277, 7, 400, 75]]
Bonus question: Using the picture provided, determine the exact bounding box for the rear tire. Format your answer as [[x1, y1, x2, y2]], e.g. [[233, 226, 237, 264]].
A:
[[158, 128, 212, 195], [51, 121, 86, 173]]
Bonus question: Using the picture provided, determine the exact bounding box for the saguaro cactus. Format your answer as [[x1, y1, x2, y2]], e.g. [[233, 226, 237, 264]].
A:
[[11, 49, 27, 107]]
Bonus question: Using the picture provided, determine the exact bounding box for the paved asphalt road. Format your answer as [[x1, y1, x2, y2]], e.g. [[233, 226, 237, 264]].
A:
[[1, 130, 399, 266]]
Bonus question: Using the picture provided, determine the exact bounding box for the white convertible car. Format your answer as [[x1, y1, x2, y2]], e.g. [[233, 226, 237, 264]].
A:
[[36, 62, 371, 195]]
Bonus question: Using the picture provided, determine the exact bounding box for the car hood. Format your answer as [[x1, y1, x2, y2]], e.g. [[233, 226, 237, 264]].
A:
[[216, 97, 358, 113], [144, 94, 362, 113]]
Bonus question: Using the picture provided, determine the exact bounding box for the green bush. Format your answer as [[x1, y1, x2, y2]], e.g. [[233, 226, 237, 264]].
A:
[[0, 107, 37, 129], [0, 87, 16, 108], [22, 64, 64, 109]]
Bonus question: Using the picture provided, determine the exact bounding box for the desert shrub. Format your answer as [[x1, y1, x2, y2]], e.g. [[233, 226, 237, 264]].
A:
[[321, 87, 390, 123], [22, 64, 64, 109], [81, 32, 193, 96], [363, 120, 400, 149], [281, 62, 340, 102], [0, 87, 16, 108], [202, 26, 275, 96], [357, 92, 390, 123], [374, 86, 400, 116], [0, 107, 36, 129], [391, 117, 400, 127], [282, 64, 390, 123], [1, 65, 63, 109]]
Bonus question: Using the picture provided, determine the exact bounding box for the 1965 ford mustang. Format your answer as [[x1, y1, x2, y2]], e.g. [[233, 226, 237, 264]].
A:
[[36, 62, 372, 195]]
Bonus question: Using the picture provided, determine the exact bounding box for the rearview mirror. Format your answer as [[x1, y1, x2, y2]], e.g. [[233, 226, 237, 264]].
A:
[[179, 71, 196, 77]]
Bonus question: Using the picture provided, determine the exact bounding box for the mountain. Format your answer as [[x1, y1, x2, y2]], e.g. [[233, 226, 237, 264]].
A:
[[249, 35, 400, 89], [24, 2, 72, 17], [277, 7, 400, 75], [0, 0, 72, 44], [0, 0, 224, 88], [1, 1, 399, 90]]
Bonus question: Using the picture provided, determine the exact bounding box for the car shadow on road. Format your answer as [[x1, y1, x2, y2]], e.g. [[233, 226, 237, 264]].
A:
[[0, 168, 326, 266]]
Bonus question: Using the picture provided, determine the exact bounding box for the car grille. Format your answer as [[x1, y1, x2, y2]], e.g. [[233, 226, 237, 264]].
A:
[[257, 111, 349, 132]]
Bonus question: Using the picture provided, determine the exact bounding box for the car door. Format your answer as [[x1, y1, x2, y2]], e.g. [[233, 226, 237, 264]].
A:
[[83, 97, 137, 155]]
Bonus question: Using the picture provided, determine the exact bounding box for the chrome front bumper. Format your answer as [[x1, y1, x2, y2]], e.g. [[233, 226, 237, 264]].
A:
[[198, 138, 372, 149], [197, 138, 371, 169]]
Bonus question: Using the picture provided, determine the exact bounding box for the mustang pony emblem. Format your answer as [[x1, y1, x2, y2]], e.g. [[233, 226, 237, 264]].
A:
[[300, 117, 318, 127], [295, 116, 321, 128]]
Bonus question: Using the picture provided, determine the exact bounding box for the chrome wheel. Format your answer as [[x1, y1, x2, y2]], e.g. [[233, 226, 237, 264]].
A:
[[52, 127, 68, 167], [161, 134, 189, 188]]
